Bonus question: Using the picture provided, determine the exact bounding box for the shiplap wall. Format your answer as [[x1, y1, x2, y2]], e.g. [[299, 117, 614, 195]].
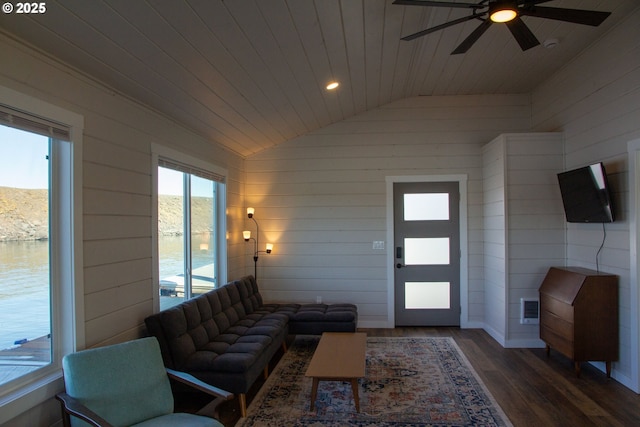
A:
[[245, 94, 532, 327], [483, 133, 564, 348], [482, 139, 508, 339], [532, 6, 640, 389], [0, 34, 245, 426]]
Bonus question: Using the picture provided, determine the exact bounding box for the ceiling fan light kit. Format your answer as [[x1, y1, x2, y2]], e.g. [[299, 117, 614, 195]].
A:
[[489, 1, 518, 23], [393, 0, 611, 54]]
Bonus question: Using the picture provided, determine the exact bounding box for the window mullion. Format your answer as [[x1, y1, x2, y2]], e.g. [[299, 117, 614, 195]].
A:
[[183, 173, 192, 300]]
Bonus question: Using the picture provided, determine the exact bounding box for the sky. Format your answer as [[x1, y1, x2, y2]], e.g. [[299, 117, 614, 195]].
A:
[[0, 125, 49, 189], [159, 166, 214, 197]]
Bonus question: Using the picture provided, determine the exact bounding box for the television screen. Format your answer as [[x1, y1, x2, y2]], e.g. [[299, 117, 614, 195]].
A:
[[557, 162, 614, 223]]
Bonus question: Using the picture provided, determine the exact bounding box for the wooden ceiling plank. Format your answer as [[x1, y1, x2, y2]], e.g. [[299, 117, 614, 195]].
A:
[[156, 3, 300, 147], [339, 0, 368, 115], [363, 0, 386, 110], [314, 0, 357, 119], [284, 0, 343, 125], [221, 0, 320, 136], [96, 1, 273, 151], [253, 0, 328, 130], [124, 1, 282, 152], [189, 0, 311, 144], [376, 0, 407, 106], [55, 0, 258, 154]]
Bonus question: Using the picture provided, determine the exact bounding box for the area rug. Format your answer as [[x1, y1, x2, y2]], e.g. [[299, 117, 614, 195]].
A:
[[236, 336, 512, 426]]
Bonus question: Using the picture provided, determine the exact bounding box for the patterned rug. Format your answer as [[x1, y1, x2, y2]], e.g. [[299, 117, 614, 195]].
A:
[[236, 336, 512, 426]]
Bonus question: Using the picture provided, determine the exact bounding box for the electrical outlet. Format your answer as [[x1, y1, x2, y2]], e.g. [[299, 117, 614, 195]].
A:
[[316, 296, 322, 304], [372, 241, 385, 250]]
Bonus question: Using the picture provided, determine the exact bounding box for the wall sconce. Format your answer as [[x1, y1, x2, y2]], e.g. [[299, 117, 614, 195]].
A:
[[244, 208, 272, 279]]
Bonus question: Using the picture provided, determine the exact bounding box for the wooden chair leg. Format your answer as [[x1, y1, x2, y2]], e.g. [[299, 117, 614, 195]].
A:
[[282, 341, 287, 352], [263, 365, 269, 379], [239, 393, 247, 418]]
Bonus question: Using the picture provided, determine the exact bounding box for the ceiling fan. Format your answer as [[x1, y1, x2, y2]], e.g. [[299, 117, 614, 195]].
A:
[[393, 0, 611, 54]]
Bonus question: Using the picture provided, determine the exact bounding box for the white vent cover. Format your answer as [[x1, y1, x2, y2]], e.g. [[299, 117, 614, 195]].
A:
[[520, 298, 540, 324]]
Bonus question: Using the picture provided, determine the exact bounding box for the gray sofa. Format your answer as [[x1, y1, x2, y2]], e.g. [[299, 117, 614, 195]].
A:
[[144, 275, 357, 416]]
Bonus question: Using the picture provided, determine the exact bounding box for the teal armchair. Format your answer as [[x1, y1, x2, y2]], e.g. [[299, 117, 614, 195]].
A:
[[56, 337, 233, 427]]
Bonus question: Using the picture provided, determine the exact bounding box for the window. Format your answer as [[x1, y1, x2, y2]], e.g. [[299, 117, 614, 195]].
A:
[[152, 146, 227, 311], [0, 86, 83, 424]]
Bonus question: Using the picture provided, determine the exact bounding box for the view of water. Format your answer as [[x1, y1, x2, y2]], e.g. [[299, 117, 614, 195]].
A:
[[0, 240, 50, 351], [0, 235, 216, 351]]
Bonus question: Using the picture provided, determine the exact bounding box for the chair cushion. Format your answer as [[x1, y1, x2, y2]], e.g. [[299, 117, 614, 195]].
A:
[[132, 413, 223, 427], [62, 337, 174, 427]]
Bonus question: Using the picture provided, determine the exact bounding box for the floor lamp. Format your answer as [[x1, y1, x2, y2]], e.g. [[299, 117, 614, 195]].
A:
[[243, 207, 272, 280]]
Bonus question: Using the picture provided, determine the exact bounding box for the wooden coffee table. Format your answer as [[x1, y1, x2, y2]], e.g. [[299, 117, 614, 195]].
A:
[[305, 332, 367, 412]]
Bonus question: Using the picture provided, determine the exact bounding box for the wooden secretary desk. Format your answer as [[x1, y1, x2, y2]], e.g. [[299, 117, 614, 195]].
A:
[[539, 266, 618, 377]]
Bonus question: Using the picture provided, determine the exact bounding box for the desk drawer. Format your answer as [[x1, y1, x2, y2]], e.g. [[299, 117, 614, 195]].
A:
[[540, 309, 573, 339], [540, 294, 573, 321], [541, 325, 574, 359]]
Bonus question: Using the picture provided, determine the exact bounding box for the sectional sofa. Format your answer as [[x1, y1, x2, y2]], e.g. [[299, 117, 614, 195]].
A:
[[144, 275, 357, 416]]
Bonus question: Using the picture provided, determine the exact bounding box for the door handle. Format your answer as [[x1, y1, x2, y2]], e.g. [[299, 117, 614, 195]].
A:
[[396, 263, 404, 269]]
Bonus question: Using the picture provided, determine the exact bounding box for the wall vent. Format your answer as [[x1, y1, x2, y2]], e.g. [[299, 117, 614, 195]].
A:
[[520, 298, 540, 324]]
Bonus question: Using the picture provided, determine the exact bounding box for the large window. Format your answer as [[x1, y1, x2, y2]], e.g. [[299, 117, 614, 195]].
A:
[[0, 126, 52, 382], [0, 86, 83, 424], [153, 147, 227, 310]]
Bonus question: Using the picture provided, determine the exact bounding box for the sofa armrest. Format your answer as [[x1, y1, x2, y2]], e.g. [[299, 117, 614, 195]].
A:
[[56, 392, 114, 427]]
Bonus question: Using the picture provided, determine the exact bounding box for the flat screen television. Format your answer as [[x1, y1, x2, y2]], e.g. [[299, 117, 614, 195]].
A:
[[557, 162, 615, 223]]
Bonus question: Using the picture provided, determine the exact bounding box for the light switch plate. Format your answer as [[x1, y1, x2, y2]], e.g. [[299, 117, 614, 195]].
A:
[[372, 241, 385, 250]]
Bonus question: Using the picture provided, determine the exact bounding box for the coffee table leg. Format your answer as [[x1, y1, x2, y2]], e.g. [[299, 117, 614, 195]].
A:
[[350, 379, 360, 412], [310, 377, 319, 411]]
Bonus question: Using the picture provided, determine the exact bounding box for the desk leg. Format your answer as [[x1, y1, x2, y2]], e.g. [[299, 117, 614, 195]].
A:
[[350, 379, 360, 413], [310, 378, 319, 411]]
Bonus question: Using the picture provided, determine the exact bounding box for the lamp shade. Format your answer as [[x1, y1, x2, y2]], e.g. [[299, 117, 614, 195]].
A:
[[265, 243, 273, 254], [243, 230, 251, 240], [247, 207, 255, 218]]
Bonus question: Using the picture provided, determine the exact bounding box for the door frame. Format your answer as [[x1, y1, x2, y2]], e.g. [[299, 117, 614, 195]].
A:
[[385, 175, 469, 328]]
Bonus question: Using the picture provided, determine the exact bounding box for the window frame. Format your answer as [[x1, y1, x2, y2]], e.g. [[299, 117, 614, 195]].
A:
[[151, 144, 227, 311], [0, 85, 84, 424]]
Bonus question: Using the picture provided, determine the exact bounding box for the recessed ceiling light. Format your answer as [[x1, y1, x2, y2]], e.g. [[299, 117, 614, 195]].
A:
[[326, 81, 339, 90]]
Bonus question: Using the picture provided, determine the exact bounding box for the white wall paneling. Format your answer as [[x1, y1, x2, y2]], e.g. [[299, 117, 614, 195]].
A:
[[532, 7, 640, 389], [245, 94, 532, 328], [482, 133, 565, 348]]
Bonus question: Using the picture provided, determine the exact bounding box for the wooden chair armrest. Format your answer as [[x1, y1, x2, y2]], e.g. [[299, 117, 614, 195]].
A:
[[166, 369, 234, 418], [166, 368, 233, 400], [56, 392, 114, 427]]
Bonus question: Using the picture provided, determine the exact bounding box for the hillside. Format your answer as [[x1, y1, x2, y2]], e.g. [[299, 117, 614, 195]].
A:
[[0, 187, 48, 241], [0, 187, 213, 241]]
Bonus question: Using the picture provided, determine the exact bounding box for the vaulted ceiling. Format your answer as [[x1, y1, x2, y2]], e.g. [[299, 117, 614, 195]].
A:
[[0, 0, 636, 157]]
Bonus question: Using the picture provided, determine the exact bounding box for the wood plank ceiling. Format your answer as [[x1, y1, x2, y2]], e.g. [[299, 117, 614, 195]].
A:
[[0, 0, 636, 157]]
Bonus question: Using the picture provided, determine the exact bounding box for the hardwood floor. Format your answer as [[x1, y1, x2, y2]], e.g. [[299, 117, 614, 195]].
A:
[[181, 328, 640, 426]]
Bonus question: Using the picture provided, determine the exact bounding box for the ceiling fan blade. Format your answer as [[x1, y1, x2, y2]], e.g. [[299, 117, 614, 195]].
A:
[[401, 12, 486, 41], [518, 6, 611, 26], [506, 17, 540, 51], [517, 0, 554, 5], [451, 18, 492, 55], [393, 0, 480, 8]]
